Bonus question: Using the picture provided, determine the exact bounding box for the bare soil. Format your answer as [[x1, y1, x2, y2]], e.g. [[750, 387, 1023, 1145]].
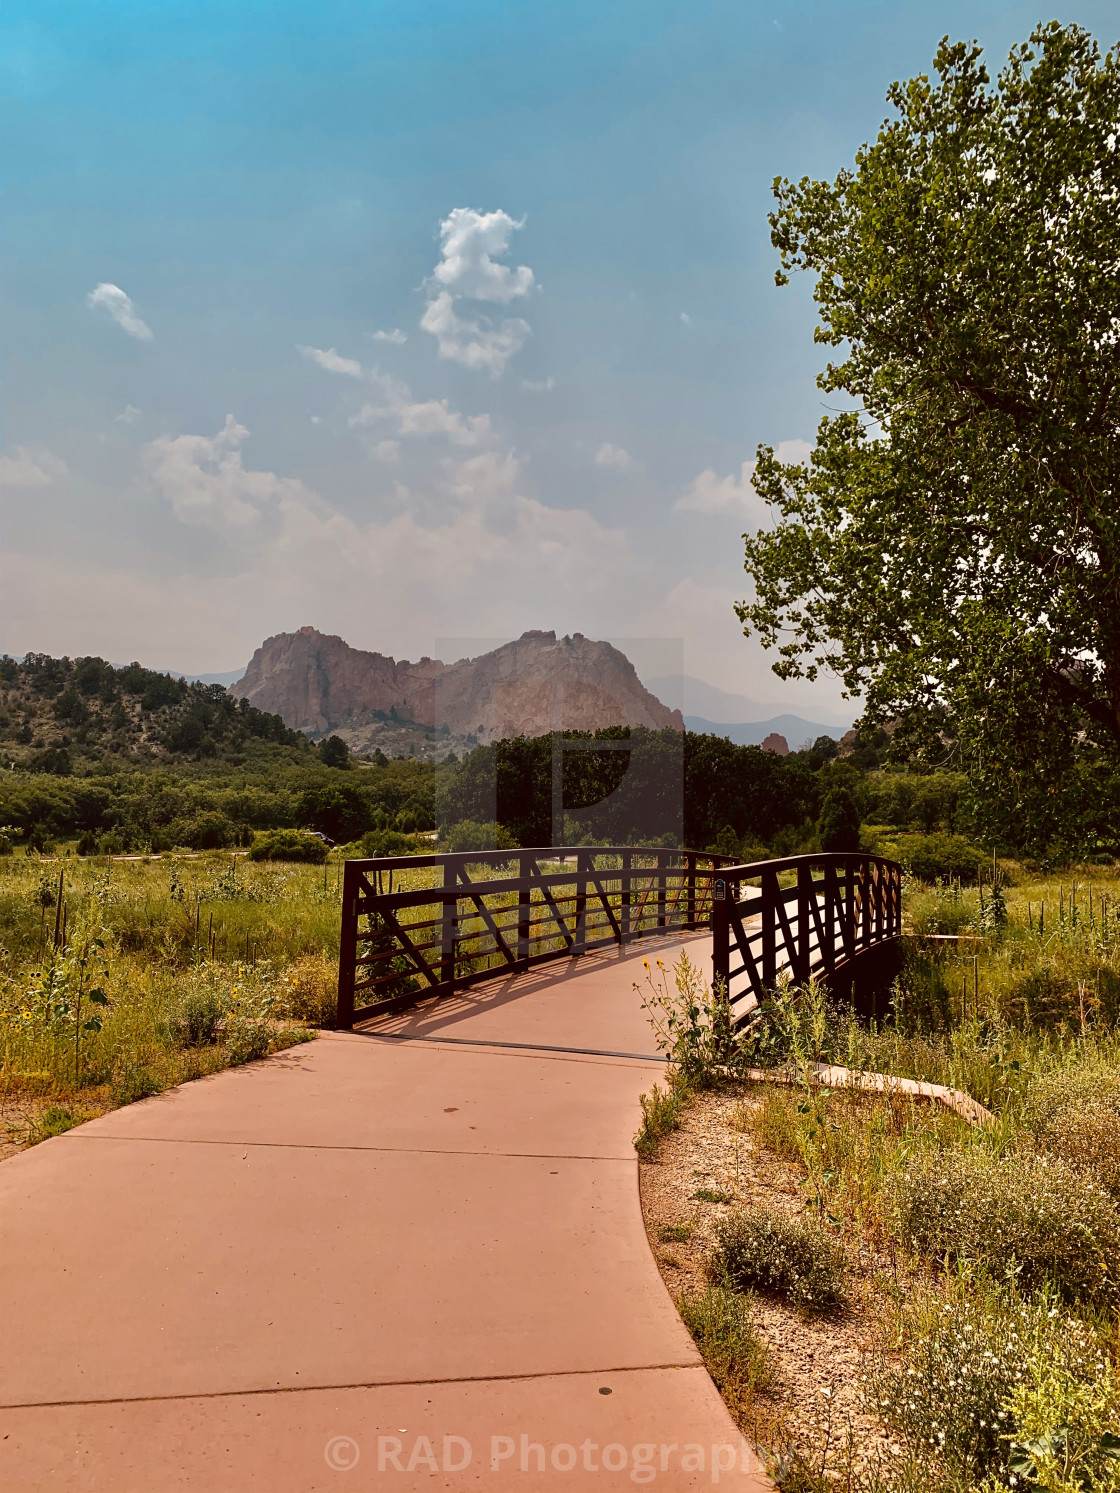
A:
[[640, 1085, 898, 1481]]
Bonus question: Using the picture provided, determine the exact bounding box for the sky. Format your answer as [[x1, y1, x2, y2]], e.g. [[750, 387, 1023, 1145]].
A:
[[1, 0, 1116, 719]]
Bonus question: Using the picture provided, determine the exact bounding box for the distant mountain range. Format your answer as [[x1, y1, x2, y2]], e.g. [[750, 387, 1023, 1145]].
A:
[[683, 715, 848, 749], [645, 673, 851, 729]]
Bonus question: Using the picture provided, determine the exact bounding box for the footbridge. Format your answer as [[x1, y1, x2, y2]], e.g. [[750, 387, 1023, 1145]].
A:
[[337, 847, 903, 1027]]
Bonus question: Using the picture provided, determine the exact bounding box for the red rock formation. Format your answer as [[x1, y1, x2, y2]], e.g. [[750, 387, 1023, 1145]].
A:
[[232, 627, 684, 740], [760, 732, 789, 756]]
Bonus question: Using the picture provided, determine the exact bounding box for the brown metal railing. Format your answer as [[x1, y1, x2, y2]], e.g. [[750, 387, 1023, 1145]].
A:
[[336, 847, 740, 1026], [710, 853, 903, 1027]]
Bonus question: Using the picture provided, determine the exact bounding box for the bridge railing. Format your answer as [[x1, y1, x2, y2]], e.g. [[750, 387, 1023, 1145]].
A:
[[336, 847, 740, 1027], [711, 853, 903, 1026]]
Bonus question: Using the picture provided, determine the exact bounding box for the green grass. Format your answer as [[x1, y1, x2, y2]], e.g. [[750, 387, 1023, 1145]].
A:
[[0, 850, 336, 1126]]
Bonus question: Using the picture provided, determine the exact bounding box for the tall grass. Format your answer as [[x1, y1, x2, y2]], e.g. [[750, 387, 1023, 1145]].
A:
[[0, 850, 340, 1121]]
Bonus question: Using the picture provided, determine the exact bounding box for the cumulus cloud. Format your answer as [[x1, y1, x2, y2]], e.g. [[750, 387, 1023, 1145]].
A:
[[86, 283, 153, 342], [680, 311, 693, 326], [594, 443, 635, 471], [298, 345, 363, 378], [144, 415, 314, 536], [375, 440, 399, 462], [351, 371, 491, 447], [421, 208, 535, 377], [369, 328, 407, 344], [116, 405, 142, 424], [521, 377, 555, 393], [430, 208, 535, 303], [420, 292, 531, 377], [0, 447, 67, 488], [675, 439, 812, 516]]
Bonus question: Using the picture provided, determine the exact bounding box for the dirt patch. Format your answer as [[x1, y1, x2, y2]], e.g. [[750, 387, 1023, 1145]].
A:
[[640, 1084, 896, 1480]]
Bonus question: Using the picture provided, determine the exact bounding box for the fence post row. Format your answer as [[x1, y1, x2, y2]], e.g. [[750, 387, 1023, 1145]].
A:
[[335, 849, 902, 1028]]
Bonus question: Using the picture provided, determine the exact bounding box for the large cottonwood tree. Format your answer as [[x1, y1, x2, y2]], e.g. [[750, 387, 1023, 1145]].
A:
[[738, 24, 1120, 850]]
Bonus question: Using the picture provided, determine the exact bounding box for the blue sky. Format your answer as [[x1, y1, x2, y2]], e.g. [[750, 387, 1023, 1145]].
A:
[[1, 1, 1115, 716]]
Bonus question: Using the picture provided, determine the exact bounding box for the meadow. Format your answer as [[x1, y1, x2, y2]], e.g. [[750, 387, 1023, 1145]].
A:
[[637, 868, 1120, 1493], [0, 849, 349, 1141]]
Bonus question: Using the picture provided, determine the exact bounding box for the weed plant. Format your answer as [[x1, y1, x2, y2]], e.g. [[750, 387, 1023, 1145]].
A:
[[710, 1206, 846, 1314], [677, 1286, 773, 1425]]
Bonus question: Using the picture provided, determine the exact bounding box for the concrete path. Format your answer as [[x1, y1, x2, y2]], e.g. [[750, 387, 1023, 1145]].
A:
[[0, 933, 769, 1491]]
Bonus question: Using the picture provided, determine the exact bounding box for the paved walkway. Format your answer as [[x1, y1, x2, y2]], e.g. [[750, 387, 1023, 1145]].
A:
[[0, 933, 769, 1491]]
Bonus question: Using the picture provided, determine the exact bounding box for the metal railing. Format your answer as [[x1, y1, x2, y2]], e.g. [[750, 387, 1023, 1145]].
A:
[[711, 853, 903, 1026], [336, 847, 739, 1026], [335, 847, 903, 1028]]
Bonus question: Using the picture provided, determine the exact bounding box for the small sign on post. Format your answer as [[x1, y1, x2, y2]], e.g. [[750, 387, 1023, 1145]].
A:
[[714, 878, 726, 902]]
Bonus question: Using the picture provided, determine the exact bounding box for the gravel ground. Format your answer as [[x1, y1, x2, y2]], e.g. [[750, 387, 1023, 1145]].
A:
[[639, 1084, 901, 1481]]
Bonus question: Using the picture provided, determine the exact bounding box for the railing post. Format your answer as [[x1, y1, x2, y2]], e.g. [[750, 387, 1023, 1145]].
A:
[[860, 860, 872, 949], [797, 862, 811, 984], [657, 849, 667, 929], [575, 849, 588, 954], [336, 861, 360, 1028], [762, 868, 777, 990], [440, 859, 458, 988], [685, 852, 696, 930], [711, 871, 730, 996], [518, 853, 531, 967], [621, 849, 631, 941]]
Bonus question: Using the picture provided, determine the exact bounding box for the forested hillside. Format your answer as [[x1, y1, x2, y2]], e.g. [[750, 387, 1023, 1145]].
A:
[[0, 654, 300, 773]]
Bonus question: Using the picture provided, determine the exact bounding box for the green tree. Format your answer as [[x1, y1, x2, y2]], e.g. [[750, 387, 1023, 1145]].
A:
[[737, 25, 1120, 854], [817, 786, 860, 853], [318, 735, 350, 769]]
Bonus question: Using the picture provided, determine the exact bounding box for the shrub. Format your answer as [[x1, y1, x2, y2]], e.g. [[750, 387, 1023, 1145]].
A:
[[677, 1287, 772, 1423], [709, 1206, 845, 1313], [442, 820, 518, 853], [224, 1015, 272, 1066], [357, 828, 426, 858], [249, 828, 328, 864], [902, 833, 985, 884], [1021, 1067, 1120, 1198], [279, 953, 338, 1027], [166, 983, 225, 1047], [869, 1281, 1107, 1488], [891, 1148, 1120, 1304], [166, 812, 235, 850]]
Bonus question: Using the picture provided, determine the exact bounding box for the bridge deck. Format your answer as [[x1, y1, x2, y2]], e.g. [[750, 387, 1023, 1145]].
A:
[[0, 932, 769, 1492]]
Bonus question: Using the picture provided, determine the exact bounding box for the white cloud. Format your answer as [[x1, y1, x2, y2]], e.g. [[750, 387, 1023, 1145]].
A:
[[420, 291, 531, 378], [680, 311, 692, 326], [298, 345, 363, 378], [351, 371, 491, 447], [675, 439, 812, 516], [430, 208, 535, 304], [0, 447, 67, 488], [595, 443, 634, 471], [86, 283, 153, 342], [144, 415, 315, 536], [369, 328, 407, 344], [421, 208, 535, 377], [521, 377, 555, 393], [116, 405, 142, 424], [309, 415, 323, 426], [375, 440, 399, 462]]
